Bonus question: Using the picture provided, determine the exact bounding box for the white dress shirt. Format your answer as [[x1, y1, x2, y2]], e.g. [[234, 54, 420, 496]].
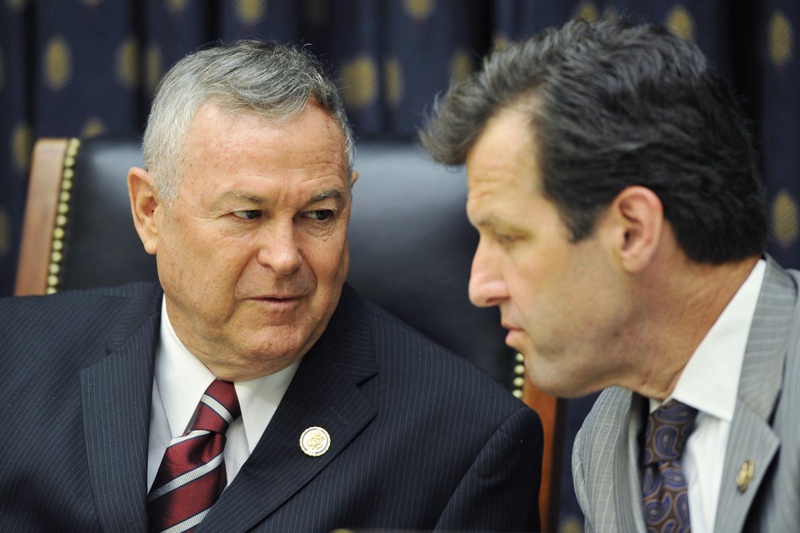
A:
[[147, 297, 300, 491], [649, 259, 766, 533]]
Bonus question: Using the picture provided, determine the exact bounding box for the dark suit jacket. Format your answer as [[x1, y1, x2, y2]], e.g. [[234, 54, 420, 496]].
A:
[[0, 282, 542, 532]]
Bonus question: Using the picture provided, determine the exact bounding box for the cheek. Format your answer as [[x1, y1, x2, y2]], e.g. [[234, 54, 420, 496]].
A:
[[506, 257, 569, 324], [160, 225, 248, 294], [314, 239, 349, 284]]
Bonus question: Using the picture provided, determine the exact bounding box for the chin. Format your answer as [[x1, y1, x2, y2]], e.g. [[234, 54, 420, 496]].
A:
[[533, 373, 603, 399], [524, 359, 575, 398]]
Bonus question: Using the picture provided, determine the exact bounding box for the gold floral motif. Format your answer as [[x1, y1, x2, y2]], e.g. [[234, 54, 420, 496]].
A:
[[146, 44, 163, 95], [236, 0, 266, 25], [773, 189, 799, 247], [769, 11, 793, 68], [166, 0, 189, 14], [341, 55, 378, 109], [11, 122, 32, 175], [573, 1, 599, 22], [403, 0, 435, 21], [44, 35, 72, 91], [493, 34, 509, 51], [384, 56, 403, 108], [560, 517, 584, 533], [5, 0, 28, 10], [116, 37, 140, 89], [450, 49, 472, 84], [82, 117, 107, 138], [666, 4, 694, 41]]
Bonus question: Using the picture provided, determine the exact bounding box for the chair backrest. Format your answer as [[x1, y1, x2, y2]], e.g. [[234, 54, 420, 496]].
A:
[[15, 135, 565, 531]]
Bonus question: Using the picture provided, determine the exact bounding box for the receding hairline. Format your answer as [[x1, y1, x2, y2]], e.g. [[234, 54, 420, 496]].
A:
[[158, 98, 354, 202], [142, 39, 355, 205]]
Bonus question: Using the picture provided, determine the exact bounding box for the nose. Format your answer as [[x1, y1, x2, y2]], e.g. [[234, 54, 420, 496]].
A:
[[468, 239, 508, 307], [256, 222, 303, 275]]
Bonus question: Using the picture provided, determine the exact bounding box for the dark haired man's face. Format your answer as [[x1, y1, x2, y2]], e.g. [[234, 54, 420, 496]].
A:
[[465, 106, 633, 398]]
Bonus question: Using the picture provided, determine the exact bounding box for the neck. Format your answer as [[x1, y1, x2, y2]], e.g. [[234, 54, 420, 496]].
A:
[[627, 254, 760, 400]]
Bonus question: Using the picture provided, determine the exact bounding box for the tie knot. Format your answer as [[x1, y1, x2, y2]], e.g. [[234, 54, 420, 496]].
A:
[[643, 399, 698, 465], [191, 379, 241, 434]]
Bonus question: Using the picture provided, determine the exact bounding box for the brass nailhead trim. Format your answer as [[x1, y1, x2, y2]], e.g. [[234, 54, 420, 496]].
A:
[[46, 137, 81, 294], [512, 352, 525, 398]]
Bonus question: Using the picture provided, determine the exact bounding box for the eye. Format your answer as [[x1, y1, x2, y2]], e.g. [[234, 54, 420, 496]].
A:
[[494, 231, 519, 245], [305, 210, 334, 222], [232, 210, 262, 220]]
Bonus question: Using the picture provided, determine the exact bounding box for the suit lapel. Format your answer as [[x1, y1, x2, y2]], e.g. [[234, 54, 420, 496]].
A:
[[714, 257, 796, 532], [715, 403, 779, 532], [581, 388, 646, 532], [200, 287, 378, 532], [617, 394, 649, 531], [81, 287, 161, 532], [615, 392, 647, 532]]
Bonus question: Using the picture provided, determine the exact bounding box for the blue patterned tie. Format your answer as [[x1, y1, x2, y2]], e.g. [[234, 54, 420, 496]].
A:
[[642, 399, 698, 533]]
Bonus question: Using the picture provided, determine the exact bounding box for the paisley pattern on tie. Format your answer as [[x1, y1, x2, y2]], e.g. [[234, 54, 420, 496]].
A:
[[642, 399, 698, 533], [147, 380, 241, 533]]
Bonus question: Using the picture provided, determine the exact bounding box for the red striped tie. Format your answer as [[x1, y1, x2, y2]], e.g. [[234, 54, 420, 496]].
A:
[[147, 379, 241, 533]]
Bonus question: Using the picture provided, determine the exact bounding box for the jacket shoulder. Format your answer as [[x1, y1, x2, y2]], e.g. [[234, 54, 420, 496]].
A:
[[0, 282, 162, 370], [333, 285, 533, 420]]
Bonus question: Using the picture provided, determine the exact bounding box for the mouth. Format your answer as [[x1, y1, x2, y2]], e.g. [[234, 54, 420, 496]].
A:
[[500, 321, 526, 349], [248, 294, 306, 307], [250, 296, 303, 304], [504, 329, 526, 352]]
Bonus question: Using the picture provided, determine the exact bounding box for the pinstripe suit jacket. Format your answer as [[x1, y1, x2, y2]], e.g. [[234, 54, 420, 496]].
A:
[[0, 282, 542, 532], [572, 257, 800, 532]]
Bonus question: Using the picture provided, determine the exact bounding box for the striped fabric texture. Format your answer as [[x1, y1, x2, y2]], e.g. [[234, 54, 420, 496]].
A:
[[0, 283, 542, 531], [147, 380, 240, 533]]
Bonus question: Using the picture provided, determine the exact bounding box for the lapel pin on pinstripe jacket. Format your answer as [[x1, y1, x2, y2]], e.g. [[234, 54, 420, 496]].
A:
[[300, 426, 332, 457], [736, 459, 755, 493]]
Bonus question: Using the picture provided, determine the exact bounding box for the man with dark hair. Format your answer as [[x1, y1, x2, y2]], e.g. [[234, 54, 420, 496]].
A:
[[0, 40, 542, 532], [422, 17, 800, 532]]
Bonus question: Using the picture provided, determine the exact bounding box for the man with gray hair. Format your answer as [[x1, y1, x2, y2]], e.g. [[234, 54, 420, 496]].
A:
[[422, 17, 800, 533], [0, 40, 542, 532]]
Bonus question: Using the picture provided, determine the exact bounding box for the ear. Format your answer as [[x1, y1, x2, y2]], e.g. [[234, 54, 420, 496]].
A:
[[128, 167, 161, 255], [351, 170, 360, 186], [603, 186, 664, 273]]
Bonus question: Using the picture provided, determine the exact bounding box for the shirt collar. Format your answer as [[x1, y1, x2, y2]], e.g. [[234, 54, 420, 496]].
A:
[[654, 259, 766, 421], [156, 297, 300, 452]]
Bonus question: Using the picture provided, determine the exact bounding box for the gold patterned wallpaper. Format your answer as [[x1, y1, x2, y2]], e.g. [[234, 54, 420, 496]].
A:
[[0, 0, 799, 283]]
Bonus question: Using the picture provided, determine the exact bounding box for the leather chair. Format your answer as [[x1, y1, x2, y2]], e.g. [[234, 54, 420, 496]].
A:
[[15, 135, 565, 531]]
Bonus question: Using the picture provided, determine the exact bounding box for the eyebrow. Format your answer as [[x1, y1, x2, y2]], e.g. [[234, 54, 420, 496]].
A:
[[216, 188, 347, 208], [312, 189, 346, 207], [472, 213, 525, 236], [220, 191, 264, 204], [470, 212, 502, 229]]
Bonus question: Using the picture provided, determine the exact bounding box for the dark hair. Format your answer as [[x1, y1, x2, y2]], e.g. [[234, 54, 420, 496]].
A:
[[421, 17, 766, 264]]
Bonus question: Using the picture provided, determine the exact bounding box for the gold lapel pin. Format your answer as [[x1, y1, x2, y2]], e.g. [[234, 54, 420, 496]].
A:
[[736, 459, 755, 493], [300, 426, 331, 457]]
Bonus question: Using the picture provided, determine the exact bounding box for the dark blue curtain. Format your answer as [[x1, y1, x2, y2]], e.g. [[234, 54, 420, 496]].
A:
[[1, 2, 798, 531], [759, 0, 800, 265]]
